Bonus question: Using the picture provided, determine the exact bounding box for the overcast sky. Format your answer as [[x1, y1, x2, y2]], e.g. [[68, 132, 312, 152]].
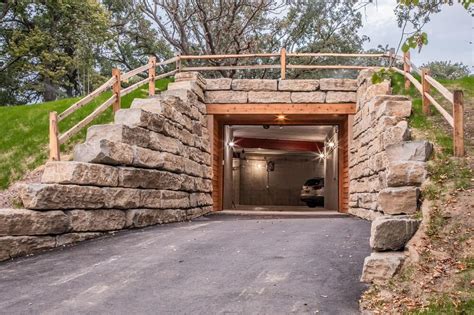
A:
[[359, 0, 473, 71]]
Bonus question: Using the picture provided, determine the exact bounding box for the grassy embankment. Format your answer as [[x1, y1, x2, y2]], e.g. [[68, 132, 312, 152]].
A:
[[0, 79, 172, 190]]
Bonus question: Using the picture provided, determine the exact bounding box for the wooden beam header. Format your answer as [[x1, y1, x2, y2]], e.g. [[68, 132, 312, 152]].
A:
[[206, 103, 356, 115]]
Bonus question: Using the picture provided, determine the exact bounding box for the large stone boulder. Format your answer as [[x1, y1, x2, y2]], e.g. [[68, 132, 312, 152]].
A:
[[370, 215, 420, 251], [326, 91, 357, 103], [0, 208, 70, 236], [0, 235, 56, 261], [360, 252, 405, 283], [387, 161, 427, 187], [126, 209, 187, 228], [378, 186, 420, 215], [206, 78, 232, 90], [385, 141, 433, 162], [320, 78, 357, 91]]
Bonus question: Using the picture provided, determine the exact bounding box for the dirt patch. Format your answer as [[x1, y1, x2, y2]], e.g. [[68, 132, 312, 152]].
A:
[[0, 165, 45, 208]]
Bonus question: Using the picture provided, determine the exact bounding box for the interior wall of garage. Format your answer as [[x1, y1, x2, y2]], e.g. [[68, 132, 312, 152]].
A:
[[235, 154, 324, 206]]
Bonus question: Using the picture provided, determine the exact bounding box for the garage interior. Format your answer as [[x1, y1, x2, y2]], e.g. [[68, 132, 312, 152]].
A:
[[222, 124, 340, 211]]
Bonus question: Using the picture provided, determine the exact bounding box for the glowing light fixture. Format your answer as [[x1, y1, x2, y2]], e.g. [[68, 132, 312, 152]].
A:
[[318, 153, 325, 159], [327, 141, 335, 148], [276, 114, 286, 121], [228, 141, 235, 147]]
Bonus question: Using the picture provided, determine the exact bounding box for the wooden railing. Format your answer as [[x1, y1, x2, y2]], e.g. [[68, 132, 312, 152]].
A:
[[49, 49, 465, 161]]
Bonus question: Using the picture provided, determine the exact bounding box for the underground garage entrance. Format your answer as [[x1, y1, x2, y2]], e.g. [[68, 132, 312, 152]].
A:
[[220, 124, 342, 212]]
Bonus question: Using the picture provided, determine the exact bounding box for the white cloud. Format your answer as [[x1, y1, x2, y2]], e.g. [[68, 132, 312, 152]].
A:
[[359, 0, 473, 71]]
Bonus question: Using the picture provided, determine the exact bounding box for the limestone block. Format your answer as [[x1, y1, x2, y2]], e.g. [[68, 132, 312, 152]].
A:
[[348, 207, 383, 221], [118, 167, 184, 190], [133, 147, 186, 172], [140, 190, 190, 209], [320, 78, 358, 91], [206, 78, 232, 90], [383, 121, 411, 147], [174, 72, 206, 89], [74, 140, 134, 166], [378, 186, 419, 215], [377, 99, 412, 118], [186, 206, 213, 220], [67, 210, 126, 232], [385, 141, 433, 162], [167, 81, 205, 101], [325, 91, 357, 103], [387, 161, 427, 187], [56, 232, 105, 247], [360, 252, 405, 283], [357, 69, 376, 86], [205, 91, 248, 103], [363, 81, 391, 102], [126, 209, 187, 228], [20, 184, 141, 210], [0, 236, 56, 261], [162, 89, 198, 108], [148, 132, 184, 155], [160, 95, 194, 118], [184, 146, 211, 166], [232, 79, 277, 91], [115, 108, 167, 134], [189, 193, 213, 207], [130, 98, 191, 130], [278, 80, 319, 91], [0, 208, 69, 236], [248, 91, 291, 103], [194, 178, 213, 192], [290, 92, 326, 103], [370, 215, 420, 251], [86, 124, 150, 148], [42, 161, 119, 187]]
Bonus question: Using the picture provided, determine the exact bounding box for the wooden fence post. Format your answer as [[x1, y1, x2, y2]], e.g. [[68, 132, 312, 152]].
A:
[[112, 68, 121, 112], [421, 68, 431, 115], [176, 54, 182, 72], [388, 48, 395, 66], [403, 51, 411, 90], [49, 111, 60, 161], [148, 56, 156, 96], [280, 48, 286, 80], [453, 90, 464, 157]]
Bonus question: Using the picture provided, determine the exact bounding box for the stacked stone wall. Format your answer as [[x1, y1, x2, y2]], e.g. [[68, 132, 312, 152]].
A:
[[0, 73, 212, 262], [352, 70, 433, 284], [204, 78, 358, 103]]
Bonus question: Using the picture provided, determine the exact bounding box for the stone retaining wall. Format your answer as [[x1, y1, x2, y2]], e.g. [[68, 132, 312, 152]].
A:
[[0, 72, 213, 262], [351, 70, 432, 284], [204, 78, 358, 103]]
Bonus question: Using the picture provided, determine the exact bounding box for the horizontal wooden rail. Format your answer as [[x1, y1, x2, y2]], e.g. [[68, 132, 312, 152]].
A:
[[180, 53, 279, 60], [121, 77, 150, 96], [391, 67, 422, 92], [58, 95, 116, 145], [121, 64, 151, 81], [288, 64, 374, 70], [58, 77, 116, 122], [287, 52, 387, 58], [182, 65, 280, 71], [425, 75, 453, 103], [424, 92, 454, 127]]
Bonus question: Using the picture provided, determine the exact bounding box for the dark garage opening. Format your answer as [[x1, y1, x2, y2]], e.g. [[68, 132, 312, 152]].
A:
[[222, 124, 340, 211]]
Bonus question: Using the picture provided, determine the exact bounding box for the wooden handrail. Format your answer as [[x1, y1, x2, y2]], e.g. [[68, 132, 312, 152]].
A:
[[48, 50, 465, 160]]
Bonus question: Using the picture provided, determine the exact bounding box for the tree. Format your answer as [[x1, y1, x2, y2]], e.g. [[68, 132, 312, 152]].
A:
[[421, 60, 470, 80], [0, 0, 109, 103]]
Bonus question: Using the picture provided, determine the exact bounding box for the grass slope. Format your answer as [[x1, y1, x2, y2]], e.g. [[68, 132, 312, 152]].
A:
[[0, 79, 172, 189]]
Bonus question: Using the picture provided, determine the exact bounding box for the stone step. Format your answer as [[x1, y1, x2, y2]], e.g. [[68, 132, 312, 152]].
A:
[[67, 209, 126, 232], [378, 186, 420, 215], [85, 124, 211, 165], [20, 184, 212, 210], [74, 140, 211, 178], [360, 252, 405, 284]]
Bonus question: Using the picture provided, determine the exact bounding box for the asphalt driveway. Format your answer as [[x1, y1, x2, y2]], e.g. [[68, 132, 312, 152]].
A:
[[0, 213, 371, 314]]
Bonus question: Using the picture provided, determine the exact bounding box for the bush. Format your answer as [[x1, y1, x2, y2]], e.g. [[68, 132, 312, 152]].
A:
[[421, 61, 471, 80]]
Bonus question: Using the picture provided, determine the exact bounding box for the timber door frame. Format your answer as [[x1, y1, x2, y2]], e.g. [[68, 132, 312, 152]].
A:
[[207, 107, 352, 213]]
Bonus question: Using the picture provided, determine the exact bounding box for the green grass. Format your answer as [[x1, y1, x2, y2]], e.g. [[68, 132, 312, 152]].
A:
[[410, 297, 474, 315], [0, 79, 172, 189]]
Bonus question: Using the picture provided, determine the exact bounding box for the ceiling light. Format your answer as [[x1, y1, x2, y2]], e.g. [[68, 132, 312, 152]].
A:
[[228, 141, 235, 147], [319, 153, 325, 159], [327, 141, 335, 148], [276, 114, 286, 121]]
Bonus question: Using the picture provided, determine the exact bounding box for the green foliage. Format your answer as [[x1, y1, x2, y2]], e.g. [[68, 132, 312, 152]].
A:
[[421, 61, 471, 80], [0, 78, 172, 189], [409, 297, 474, 314], [402, 32, 428, 53], [371, 68, 394, 84]]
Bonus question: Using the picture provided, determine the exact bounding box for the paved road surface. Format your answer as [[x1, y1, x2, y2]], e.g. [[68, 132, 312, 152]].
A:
[[0, 213, 370, 314]]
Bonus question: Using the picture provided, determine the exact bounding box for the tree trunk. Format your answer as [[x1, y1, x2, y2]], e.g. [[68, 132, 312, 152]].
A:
[[43, 77, 57, 102]]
